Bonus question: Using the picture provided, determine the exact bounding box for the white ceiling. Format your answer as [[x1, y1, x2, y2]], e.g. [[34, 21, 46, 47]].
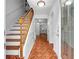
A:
[[27, 0, 56, 17]]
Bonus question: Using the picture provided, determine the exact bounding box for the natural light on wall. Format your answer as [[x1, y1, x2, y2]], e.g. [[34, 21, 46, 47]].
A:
[[37, 0, 45, 7]]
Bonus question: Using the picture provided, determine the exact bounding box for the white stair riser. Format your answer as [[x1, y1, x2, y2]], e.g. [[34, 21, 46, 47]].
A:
[[6, 50, 19, 55], [6, 35, 20, 39], [11, 27, 21, 29], [6, 31, 20, 34], [6, 42, 20, 46], [13, 24, 27, 27], [11, 27, 27, 30]]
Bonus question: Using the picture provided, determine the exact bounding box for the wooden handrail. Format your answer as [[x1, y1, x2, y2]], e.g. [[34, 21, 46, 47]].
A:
[[24, 8, 34, 18], [18, 8, 34, 59]]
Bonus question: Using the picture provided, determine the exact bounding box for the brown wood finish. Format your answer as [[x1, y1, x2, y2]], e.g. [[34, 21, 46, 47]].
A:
[[10, 29, 27, 31], [6, 46, 20, 50], [28, 33, 58, 59], [6, 39, 20, 42], [61, 41, 74, 59], [6, 55, 19, 59], [6, 34, 24, 35]]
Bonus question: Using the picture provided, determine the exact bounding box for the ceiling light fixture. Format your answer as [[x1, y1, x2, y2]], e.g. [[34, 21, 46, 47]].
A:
[[37, 0, 45, 7], [65, 0, 72, 5]]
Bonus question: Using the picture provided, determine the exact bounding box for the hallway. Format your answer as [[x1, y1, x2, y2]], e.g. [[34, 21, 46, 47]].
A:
[[28, 33, 57, 59], [5, 0, 74, 59]]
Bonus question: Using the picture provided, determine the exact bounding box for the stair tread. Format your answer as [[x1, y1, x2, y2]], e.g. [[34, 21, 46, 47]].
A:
[[9, 29, 27, 31], [6, 46, 20, 50], [6, 35, 21, 36], [6, 34, 24, 35], [16, 22, 30, 24], [6, 55, 19, 59], [14, 23, 30, 26], [12, 25, 25, 27], [6, 39, 20, 42]]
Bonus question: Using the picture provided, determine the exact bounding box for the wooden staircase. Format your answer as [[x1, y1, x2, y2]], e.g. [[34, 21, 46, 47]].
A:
[[5, 8, 34, 59]]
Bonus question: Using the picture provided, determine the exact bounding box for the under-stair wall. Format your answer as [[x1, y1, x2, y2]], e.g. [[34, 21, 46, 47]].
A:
[[23, 16, 36, 59]]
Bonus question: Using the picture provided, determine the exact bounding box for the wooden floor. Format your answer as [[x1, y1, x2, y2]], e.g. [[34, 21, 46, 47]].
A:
[[61, 41, 74, 59], [28, 33, 57, 59]]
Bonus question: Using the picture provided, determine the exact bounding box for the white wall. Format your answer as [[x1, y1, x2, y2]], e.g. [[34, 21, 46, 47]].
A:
[[6, 0, 25, 32], [47, 0, 61, 58]]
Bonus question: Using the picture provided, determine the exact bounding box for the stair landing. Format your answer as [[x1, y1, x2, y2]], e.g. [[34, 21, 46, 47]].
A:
[[28, 33, 58, 59]]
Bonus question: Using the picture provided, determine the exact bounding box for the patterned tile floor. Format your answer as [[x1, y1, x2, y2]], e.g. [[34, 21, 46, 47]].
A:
[[28, 33, 58, 59]]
